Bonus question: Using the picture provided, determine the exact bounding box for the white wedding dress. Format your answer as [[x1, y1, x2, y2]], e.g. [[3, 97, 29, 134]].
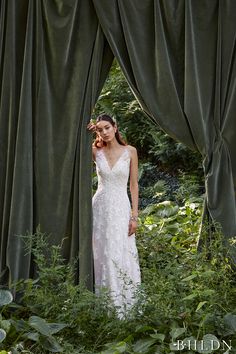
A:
[[92, 146, 141, 317]]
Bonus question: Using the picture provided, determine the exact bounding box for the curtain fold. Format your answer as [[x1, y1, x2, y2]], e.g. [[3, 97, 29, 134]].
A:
[[1, 0, 236, 287], [0, 0, 113, 287], [93, 0, 236, 261]]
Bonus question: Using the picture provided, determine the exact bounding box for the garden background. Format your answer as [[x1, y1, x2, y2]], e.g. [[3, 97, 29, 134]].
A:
[[0, 1, 236, 353]]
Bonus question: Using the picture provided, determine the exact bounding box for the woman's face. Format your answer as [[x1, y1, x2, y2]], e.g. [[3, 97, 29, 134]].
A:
[[96, 120, 116, 142]]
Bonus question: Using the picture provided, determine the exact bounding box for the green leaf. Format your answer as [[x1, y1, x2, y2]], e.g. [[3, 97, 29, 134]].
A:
[[48, 322, 68, 334], [122, 334, 134, 343], [200, 270, 215, 278], [201, 289, 215, 296], [111, 342, 127, 353], [11, 319, 30, 332], [157, 204, 179, 218], [39, 335, 63, 352], [181, 274, 198, 282], [0, 328, 6, 343], [28, 316, 51, 336], [101, 349, 120, 354], [0, 319, 11, 333], [135, 325, 155, 333], [183, 293, 198, 301], [10, 349, 21, 354], [101, 341, 127, 354], [28, 316, 67, 336], [165, 224, 180, 233], [114, 342, 127, 353], [0, 290, 13, 306], [170, 327, 186, 340], [22, 332, 40, 342], [132, 338, 157, 353], [195, 301, 207, 312], [223, 313, 236, 334], [150, 333, 165, 342], [142, 204, 158, 216]]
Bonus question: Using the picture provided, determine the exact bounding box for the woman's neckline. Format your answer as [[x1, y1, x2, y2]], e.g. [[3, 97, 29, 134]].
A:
[[101, 146, 128, 171]]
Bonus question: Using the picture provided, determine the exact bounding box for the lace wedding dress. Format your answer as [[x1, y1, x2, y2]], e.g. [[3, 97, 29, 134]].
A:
[[92, 146, 141, 317]]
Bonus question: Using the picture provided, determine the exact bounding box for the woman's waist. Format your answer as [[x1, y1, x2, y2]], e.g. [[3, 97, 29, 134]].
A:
[[94, 186, 128, 195], [93, 186, 129, 199]]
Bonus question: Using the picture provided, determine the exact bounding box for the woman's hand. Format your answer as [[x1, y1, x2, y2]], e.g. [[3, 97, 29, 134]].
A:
[[87, 120, 97, 133], [128, 219, 138, 236]]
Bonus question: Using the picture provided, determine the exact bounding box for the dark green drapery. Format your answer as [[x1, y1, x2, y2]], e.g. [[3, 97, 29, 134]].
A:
[[0, 0, 113, 287], [1, 0, 236, 287], [93, 0, 236, 260]]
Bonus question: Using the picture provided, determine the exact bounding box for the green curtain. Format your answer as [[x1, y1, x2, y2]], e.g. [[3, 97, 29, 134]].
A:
[[0, 0, 113, 287], [93, 0, 236, 261], [1, 0, 236, 287]]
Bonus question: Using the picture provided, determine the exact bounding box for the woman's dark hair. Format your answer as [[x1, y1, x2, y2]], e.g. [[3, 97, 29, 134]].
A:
[[93, 114, 127, 148]]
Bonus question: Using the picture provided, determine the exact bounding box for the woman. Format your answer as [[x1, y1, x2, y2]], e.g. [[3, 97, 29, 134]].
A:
[[87, 114, 141, 318]]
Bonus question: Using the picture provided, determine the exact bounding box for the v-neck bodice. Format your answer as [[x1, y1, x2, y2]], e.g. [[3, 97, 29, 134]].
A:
[[100, 147, 129, 171], [94, 147, 131, 193]]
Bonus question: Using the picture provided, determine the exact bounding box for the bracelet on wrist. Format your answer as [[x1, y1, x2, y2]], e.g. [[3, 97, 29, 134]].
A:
[[130, 216, 138, 221]]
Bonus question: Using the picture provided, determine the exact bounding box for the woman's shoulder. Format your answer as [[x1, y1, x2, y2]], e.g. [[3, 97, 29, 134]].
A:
[[126, 144, 137, 154], [126, 145, 138, 159]]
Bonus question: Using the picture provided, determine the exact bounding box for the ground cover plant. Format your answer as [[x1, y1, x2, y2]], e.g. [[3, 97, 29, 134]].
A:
[[0, 179, 235, 353]]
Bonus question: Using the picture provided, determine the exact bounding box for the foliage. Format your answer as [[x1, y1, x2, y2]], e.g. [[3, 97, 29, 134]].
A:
[[0, 289, 66, 354], [100, 199, 236, 353], [137, 161, 204, 209], [94, 60, 202, 174], [2, 126, 235, 353], [0, 193, 234, 354], [16, 228, 121, 353], [173, 172, 205, 204]]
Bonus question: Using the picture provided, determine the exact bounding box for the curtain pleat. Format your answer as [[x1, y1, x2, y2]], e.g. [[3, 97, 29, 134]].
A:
[[93, 0, 236, 261], [1, 0, 236, 287], [0, 0, 113, 287]]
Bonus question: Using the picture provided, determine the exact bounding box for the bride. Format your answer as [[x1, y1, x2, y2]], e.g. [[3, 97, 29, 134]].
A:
[[87, 114, 141, 318]]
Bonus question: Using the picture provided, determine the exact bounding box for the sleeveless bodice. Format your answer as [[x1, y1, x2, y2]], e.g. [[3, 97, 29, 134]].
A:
[[95, 147, 131, 193]]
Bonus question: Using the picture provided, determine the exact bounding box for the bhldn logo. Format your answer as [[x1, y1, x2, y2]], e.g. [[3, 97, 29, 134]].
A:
[[171, 338, 232, 352]]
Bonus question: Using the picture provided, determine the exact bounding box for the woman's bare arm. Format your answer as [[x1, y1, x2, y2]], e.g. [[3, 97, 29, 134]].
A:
[[92, 146, 97, 161], [128, 146, 139, 235]]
